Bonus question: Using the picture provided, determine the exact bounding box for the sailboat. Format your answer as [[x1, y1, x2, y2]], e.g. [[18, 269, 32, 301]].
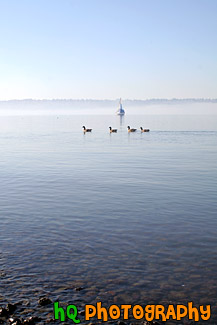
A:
[[116, 98, 125, 115]]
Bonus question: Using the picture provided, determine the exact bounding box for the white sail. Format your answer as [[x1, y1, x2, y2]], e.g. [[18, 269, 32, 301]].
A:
[[116, 98, 125, 115]]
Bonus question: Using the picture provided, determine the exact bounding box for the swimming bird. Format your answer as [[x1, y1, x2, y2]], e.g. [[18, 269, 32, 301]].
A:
[[140, 127, 150, 132], [127, 126, 137, 132], [82, 126, 92, 133], [109, 127, 117, 133]]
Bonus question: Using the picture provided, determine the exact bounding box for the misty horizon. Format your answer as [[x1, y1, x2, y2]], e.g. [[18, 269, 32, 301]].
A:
[[1, 98, 217, 103]]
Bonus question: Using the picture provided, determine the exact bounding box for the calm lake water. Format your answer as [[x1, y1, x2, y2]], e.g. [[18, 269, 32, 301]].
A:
[[0, 108, 217, 324]]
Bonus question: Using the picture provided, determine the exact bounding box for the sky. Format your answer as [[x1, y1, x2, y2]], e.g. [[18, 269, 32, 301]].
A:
[[0, 0, 216, 100]]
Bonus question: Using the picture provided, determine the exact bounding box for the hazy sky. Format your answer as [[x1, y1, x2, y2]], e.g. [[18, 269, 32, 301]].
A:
[[0, 0, 216, 100]]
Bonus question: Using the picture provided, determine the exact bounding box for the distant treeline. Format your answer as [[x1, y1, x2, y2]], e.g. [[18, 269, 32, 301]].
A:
[[0, 98, 217, 109]]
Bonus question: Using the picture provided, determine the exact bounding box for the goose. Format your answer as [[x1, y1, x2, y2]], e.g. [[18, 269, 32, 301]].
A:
[[109, 127, 117, 133], [83, 126, 92, 133], [127, 126, 137, 132], [140, 127, 150, 132]]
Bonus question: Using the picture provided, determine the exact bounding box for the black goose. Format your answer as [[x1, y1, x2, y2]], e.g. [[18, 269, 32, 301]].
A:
[[140, 127, 150, 132], [127, 126, 137, 132], [109, 127, 117, 133], [82, 126, 92, 133]]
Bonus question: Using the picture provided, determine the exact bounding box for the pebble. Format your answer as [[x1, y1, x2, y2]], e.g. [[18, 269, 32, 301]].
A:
[[78, 309, 85, 316]]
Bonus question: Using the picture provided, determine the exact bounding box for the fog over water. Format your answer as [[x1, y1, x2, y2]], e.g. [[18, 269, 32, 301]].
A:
[[0, 101, 217, 116]]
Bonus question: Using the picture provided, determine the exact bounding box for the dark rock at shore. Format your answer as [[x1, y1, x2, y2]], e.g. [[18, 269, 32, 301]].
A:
[[0, 303, 18, 319], [75, 287, 84, 291], [38, 297, 52, 306], [7, 303, 17, 314], [0, 307, 9, 317]]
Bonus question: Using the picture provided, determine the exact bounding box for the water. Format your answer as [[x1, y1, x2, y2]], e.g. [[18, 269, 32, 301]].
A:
[[0, 110, 217, 323]]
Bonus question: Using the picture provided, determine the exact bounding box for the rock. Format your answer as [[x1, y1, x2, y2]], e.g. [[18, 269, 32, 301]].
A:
[[7, 303, 17, 314], [9, 318, 22, 324], [21, 300, 30, 307], [0, 307, 9, 317], [38, 297, 52, 306], [23, 316, 42, 324], [117, 322, 126, 325], [75, 287, 84, 291], [46, 318, 55, 323], [78, 309, 85, 316]]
